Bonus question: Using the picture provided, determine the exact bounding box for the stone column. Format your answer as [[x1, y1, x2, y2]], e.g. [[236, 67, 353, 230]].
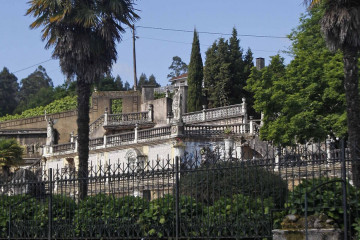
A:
[[134, 123, 138, 143], [104, 108, 108, 125], [148, 104, 154, 122], [224, 138, 234, 160], [242, 97, 248, 124], [202, 105, 206, 121]]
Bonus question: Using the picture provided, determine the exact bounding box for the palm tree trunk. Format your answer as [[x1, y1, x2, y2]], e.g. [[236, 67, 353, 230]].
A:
[[77, 80, 91, 200], [343, 46, 360, 187]]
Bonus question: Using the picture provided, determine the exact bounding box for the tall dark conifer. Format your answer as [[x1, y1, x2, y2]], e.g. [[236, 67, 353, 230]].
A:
[[229, 28, 244, 104], [187, 29, 203, 112]]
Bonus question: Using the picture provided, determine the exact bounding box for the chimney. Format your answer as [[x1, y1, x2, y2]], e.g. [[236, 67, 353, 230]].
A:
[[256, 58, 265, 70]]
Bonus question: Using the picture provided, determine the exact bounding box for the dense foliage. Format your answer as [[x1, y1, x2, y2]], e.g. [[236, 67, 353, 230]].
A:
[[0, 95, 77, 122], [180, 161, 288, 207], [281, 178, 360, 230], [246, 7, 351, 145], [187, 29, 204, 112], [0, 68, 18, 117], [204, 28, 254, 110], [167, 56, 188, 79], [137, 73, 160, 90]]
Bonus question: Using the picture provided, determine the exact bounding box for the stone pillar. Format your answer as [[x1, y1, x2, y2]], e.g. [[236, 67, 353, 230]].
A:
[[224, 138, 234, 160], [148, 104, 154, 122], [202, 105, 206, 121], [134, 123, 139, 143], [242, 97, 248, 124], [70, 132, 74, 143], [249, 119, 254, 134], [326, 136, 333, 165], [104, 108, 108, 125], [103, 135, 107, 148], [74, 138, 78, 152], [171, 122, 184, 138], [260, 112, 264, 127]]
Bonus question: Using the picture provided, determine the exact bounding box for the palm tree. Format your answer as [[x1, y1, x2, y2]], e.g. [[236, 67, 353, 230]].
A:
[[27, 0, 139, 199], [305, 0, 360, 186], [0, 139, 23, 180]]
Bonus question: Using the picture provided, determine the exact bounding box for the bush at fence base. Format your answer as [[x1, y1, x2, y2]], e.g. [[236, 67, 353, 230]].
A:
[[0, 194, 76, 238], [138, 194, 204, 238], [276, 177, 360, 233], [180, 162, 288, 207], [74, 194, 148, 238], [204, 193, 275, 238]]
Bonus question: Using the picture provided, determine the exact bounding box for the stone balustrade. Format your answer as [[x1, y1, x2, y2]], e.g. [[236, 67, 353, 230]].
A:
[[89, 115, 105, 134], [53, 142, 76, 153], [182, 104, 244, 123], [106, 112, 149, 125], [184, 124, 249, 137]]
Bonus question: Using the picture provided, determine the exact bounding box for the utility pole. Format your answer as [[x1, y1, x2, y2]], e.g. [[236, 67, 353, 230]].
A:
[[132, 24, 138, 91]]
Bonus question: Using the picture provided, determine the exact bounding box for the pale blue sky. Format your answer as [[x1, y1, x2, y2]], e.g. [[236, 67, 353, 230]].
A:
[[0, 0, 306, 87]]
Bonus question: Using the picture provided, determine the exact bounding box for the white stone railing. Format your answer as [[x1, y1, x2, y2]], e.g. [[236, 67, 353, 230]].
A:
[[107, 131, 135, 146], [184, 124, 249, 137], [182, 104, 245, 123], [138, 126, 171, 141]]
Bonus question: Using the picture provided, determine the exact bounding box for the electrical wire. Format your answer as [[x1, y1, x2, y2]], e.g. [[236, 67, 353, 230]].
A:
[[13, 59, 53, 73], [137, 25, 288, 39]]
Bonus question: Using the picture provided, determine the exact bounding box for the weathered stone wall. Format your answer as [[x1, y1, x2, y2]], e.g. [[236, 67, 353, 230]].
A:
[[141, 97, 172, 126], [0, 91, 142, 144]]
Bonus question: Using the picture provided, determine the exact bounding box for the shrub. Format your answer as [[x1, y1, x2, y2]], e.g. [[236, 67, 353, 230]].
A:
[[0, 194, 76, 239], [283, 178, 360, 229], [205, 194, 275, 238], [139, 194, 203, 238], [180, 161, 288, 207], [74, 194, 148, 238]]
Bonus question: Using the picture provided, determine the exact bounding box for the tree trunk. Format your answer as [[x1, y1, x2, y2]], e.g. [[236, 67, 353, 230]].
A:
[[343, 46, 360, 187], [77, 80, 91, 200]]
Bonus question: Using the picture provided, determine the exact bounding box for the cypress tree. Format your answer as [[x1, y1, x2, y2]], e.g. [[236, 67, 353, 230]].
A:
[[187, 29, 203, 112]]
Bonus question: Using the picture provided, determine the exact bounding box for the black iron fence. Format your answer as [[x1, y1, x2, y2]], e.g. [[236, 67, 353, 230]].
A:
[[1, 141, 360, 239]]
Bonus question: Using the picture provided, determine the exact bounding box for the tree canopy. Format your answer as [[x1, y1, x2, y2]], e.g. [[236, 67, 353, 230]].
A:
[[167, 56, 188, 79], [0, 67, 18, 117], [246, 7, 348, 145], [204, 28, 254, 109]]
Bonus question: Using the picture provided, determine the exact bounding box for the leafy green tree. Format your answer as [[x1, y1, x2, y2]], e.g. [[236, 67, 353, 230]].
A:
[[27, 0, 139, 199], [204, 30, 254, 109], [0, 139, 23, 179], [0, 67, 18, 116], [187, 29, 204, 112], [96, 74, 119, 91], [304, 0, 360, 187], [246, 7, 348, 145], [167, 56, 188, 79], [18, 66, 53, 101]]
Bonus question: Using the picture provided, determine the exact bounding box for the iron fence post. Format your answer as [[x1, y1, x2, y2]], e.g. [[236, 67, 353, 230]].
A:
[[175, 156, 180, 240], [8, 206, 11, 240], [341, 139, 348, 240], [48, 168, 53, 240]]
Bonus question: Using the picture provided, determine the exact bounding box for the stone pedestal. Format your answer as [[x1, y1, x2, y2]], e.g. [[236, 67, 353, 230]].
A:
[[272, 229, 343, 240]]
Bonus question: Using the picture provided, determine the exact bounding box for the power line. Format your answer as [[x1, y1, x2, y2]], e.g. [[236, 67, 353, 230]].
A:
[[137, 25, 288, 39], [140, 36, 280, 53], [13, 59, 53, 73]]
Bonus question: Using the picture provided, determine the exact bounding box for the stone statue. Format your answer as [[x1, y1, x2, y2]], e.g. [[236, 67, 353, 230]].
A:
[[46, 118, 54, 146], [172, 88, 182, 122]]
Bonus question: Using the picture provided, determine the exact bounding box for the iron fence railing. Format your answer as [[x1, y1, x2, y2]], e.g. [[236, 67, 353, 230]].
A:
[[0, 142, 359, 239]]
